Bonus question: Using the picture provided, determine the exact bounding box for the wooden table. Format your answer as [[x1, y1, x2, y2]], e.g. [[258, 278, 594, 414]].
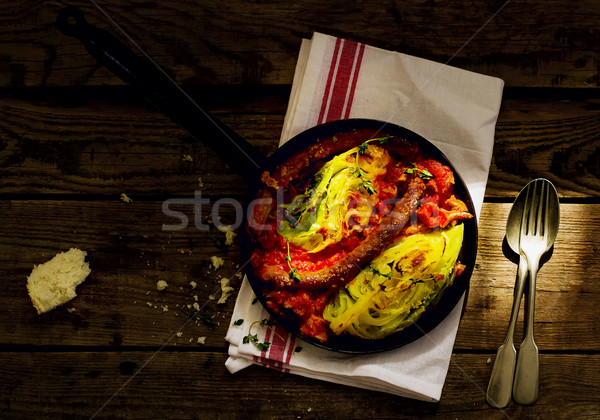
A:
[[2, 1, 599, 418]]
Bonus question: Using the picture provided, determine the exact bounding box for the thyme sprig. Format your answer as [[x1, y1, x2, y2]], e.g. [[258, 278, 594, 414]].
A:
[[352, 136, 391, 195], [367, 265, 425, 285], [243, 318, 285, 351], [357, 136, 392, 155], [351, 159, 377, 196], [404, 163, 435, 182], [286, 241, 302, 283]]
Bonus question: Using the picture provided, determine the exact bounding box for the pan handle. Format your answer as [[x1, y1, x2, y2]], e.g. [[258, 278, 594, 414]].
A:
[[57, 6, 267, 177]]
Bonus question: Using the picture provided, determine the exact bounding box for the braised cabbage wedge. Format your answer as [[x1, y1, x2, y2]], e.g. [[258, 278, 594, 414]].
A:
[[323, 224, 464, 339], [278, 144, 390, 253]]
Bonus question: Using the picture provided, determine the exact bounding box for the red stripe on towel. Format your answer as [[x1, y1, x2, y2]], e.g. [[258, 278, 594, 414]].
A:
[[255, 319, 292, 372], [317, 37, 342, 125], [284, 334, 296, 367], [317, 38, 366, 124], [324, 39, 358, 122], [343, 42, 365, 119], [269, 324, 286, 372]]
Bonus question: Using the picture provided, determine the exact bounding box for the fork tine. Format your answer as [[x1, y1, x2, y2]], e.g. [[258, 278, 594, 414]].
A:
[[535, 180, 545, 236], [541, 180, 550, 237], [521, 182, 532, 236], [528, 180, 538, 235]]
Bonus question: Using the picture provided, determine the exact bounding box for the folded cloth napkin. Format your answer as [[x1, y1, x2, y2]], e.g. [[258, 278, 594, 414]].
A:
[[225, 32, 504, 402]]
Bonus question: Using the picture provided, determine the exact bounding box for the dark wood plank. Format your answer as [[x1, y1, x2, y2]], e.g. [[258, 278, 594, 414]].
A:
[[1, 201, 598, 351], [2, 0, 598, 417], [0, 199, 244, 348], [3, 1, 600, 88], [0, 90, 284, 196], [1, 92, 600, 198], [457, 203, 600, 351], [1, 351, 598, 419]]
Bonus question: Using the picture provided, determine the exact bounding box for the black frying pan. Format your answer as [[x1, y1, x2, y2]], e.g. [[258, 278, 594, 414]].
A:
[[57, 7, 477, 353]]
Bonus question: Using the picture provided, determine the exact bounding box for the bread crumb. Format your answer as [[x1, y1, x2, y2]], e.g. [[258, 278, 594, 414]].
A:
[[217, 278, 234, 304], [487, 357, 492, 364], [182, 154, 193, 162], [120, 193, 133, 203], [67, 307, 77, 313], [217, 225, 237, 245], [197, 336, 206, 345], [198, 176, 204, 188], [193, 295, 198, 301], [161, 305, 169, 312], [156, 280, 168, 291], [193, 302, 200, 311], [26, 248, 91, 314], [176, 332, 183, 338], [210, 256, 224, 270], [190, 281, 197, 289]]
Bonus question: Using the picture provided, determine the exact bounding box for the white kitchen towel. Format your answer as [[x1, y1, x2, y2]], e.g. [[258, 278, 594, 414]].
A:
[[225, 32, 504, 402]]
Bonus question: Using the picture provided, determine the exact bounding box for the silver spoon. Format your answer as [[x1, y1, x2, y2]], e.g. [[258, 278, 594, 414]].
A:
[[512, 178, 559, 405], [486, 178, 560, 408], [486, 182, 529, 408]]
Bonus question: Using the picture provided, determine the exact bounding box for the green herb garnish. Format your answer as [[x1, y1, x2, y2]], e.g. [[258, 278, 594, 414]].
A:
[[404, 163, 435, 181], [199, 314, 217, 327], [352, 154, 377, 195], [358, 136, 392, 155], [367, 266, 427, 285], [368, 266, 393, 280], [357, 142, 369, 155], [244, 319, 283, 352], [182, 307, 198, 320], [351, 136, 394, 195], [286, 242, 302, 283]]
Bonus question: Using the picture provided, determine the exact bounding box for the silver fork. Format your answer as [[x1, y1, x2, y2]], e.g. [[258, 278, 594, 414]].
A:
[[512, 178, 559, 404]]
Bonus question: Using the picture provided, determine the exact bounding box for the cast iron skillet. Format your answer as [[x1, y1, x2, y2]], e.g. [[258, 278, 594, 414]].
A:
[[57, 7, 477, 353]]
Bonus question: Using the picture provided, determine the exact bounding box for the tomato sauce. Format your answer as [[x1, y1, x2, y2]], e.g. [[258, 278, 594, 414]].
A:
[[249, 130, 472, 343]]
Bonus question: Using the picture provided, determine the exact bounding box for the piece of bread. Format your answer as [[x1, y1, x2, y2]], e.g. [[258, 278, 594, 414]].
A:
[[26, 248, 91, 314]]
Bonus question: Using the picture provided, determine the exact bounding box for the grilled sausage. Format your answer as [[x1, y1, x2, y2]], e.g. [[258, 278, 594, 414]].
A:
[[259, 177, 426, 290]]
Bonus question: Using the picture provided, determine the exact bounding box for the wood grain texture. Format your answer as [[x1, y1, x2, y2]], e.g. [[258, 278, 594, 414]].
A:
[[2, 0, 600, 88], [0, 352, 598, 419], [2, 1, 599, 417], [1, 201, 598, 351], [1, 92, 599, 197]]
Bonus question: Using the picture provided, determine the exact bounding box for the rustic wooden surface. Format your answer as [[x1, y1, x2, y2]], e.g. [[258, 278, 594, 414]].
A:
[[1, 0, 600, 419]]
